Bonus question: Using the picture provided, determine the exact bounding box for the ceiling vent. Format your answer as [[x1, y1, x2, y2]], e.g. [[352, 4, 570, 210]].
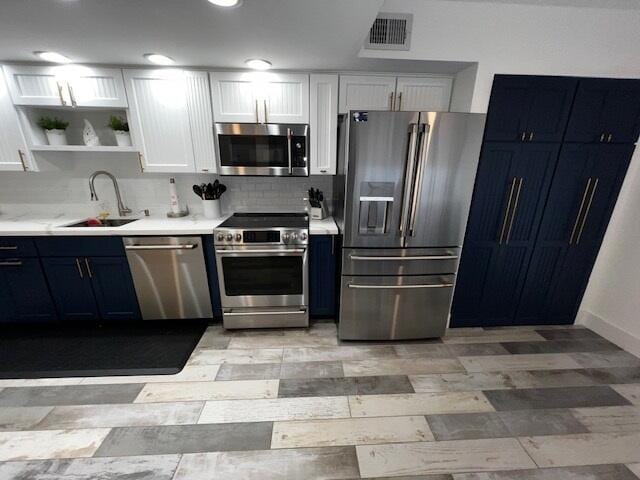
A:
[[364, 13, 413, 51]]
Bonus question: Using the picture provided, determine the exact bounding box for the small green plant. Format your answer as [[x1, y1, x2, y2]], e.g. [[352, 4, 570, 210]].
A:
[[108, 115, 129, 132], [36, 116, 69, 131]]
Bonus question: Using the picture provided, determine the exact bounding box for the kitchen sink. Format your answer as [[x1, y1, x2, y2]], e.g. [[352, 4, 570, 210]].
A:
[[63, 219, 140, 228]]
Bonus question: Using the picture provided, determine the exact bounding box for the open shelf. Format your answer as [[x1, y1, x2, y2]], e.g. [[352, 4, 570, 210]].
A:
[[29, 145, 138, 153]]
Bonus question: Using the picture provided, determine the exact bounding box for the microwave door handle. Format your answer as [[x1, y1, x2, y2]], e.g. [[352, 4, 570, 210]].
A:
[[287, 128, 293, 175]]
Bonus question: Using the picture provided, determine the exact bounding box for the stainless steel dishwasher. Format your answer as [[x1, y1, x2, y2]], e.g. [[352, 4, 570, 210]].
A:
[[123, 236, 213, 320]]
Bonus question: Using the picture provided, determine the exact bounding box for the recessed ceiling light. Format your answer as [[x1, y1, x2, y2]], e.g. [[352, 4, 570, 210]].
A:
[[245, 59, 272, 71], [208, 0, 242, 7], [34, 51, 71, 63], [143, 53, 175, 65]]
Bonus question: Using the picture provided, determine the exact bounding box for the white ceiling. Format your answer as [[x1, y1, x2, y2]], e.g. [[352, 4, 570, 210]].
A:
[[436, 0, 640, 8]]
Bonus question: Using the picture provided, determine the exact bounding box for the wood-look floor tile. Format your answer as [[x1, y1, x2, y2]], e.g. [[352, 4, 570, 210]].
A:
[[627, 463, 640, 477], [536, 328, 603, 341], [452, 464, 639, 479], [611, 384, 640, 404], [484, 386, 631, 411], [228, 335, 338, 349], [497, 409, 588, 436], [215, 363, 281, 381], [188, 348, 283, 365], [272, 415, 432, 448], [349, 392, 494, 417], [283, 346, 397, 363], [35, 401, 204, 429], [572, 405, 640, 432], [0, 455, 181, 480], [279, 361, 344, 379], [343, 358, 464, 377], [520, 431, 640, 467], [581, 367, 640, 385], [0, 384, 144, 407], [410, 372, 520, 393], [443, 331, 546, 344], [0, 429, 110, 461], [134, 379, 278, 402], [460, 353, 582, 372], [0, 406, 53, 431], [198, 396, 350, 424], [173, 446, 360, 480], [356, 438, 536, 477], [426, 412, 509, 441], [94, 422, 273, 457], [79, 365, 221, 385], [570, 351, 640, 369], [501, 340, 620, 355], [0, 378, 84, 388]]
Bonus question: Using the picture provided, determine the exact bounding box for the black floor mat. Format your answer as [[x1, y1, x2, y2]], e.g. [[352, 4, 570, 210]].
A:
[[0, 320, 208, 379]]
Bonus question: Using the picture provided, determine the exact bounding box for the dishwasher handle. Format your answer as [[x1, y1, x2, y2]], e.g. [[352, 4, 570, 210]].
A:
[[125, 244, 198, 250]]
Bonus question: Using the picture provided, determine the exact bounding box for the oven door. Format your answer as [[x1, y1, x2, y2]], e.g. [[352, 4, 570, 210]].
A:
[[216, 245, 308, 308], [215, 123, 309, 176]]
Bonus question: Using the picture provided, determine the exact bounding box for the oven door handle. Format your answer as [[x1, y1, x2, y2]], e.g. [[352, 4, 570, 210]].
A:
[[217, 248, 306, 254], [224, 308, 307, 316]]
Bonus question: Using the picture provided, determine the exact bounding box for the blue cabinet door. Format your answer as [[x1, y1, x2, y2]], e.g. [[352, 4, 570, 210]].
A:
[[88, 257, 140, 321], [41, 257, 99, 321], [202, 235, 223, 319], [309, 235, 337, 317], [451, 142, 559, 327], [0, 258, 57, 323], [516, 143, 633, 325], [484, 75, 576, 143], [565, 78, 640, 144]]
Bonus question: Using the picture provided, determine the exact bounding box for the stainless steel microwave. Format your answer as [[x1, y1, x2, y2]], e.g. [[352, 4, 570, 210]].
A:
[[215, 123, 309, 176]]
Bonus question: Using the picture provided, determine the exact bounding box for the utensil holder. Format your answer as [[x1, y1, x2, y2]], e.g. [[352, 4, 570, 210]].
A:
[[202, 199, 222, 219]]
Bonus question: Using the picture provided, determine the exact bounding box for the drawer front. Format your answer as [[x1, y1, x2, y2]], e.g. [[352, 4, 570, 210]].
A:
[[342, 248, 459, 276], [0, 238, 38, 258], [36, 236, 125, 257], [339, 274, 455, 340]]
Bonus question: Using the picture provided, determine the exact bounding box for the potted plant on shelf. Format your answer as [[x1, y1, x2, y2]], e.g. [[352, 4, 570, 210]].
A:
[[108, 115, 132, 147], [37, 116, 69, 146]]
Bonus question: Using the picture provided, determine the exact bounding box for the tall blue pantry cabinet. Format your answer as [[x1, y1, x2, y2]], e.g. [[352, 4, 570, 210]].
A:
[[451, 75, 640, 327]]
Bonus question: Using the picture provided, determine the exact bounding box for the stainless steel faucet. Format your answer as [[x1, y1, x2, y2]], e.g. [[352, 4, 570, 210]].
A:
[[88, 170, 132, 217]]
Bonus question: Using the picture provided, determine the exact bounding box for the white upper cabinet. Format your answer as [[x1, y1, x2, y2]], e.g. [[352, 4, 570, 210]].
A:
[[310, 74, 338, 175], [339, 75, 397, 114], [0, 73, 34, 171], [210, 72, 260, 123], [185, 71, 217, 173], [210, 71, 309, 124], [263, 73, 309, 124], [124, 69, 196, 173], [3, 65, 127, 108], [395, 76, 453, 112]]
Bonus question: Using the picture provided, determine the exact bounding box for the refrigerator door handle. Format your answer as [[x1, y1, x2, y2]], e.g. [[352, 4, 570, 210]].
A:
[[407, 122, 431, 236], [399, 123, 420, 238]]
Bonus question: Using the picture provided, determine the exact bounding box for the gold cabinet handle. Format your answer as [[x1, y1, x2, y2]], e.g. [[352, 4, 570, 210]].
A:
[[17, 150, 28, 171], [84, 258, 93, 278], [56, 82, 67, 106], [255, 99, 260, 123], [521, 132, 526, 142], [264, 99, 268, 123], [505, 177, 524, 244], [389, 92, 395, 111], [67, 84, 77, 107], [137, 152, 145, 172], [569, 178, 593, 245], [75, 258, 84, 279], [575, 178, 599, 245], [607, 133, 613, 143], [498, 177, 518, 244], [599, 133, 606, 142], [396, 92, 403, 111], [528, 132, 534, 142]]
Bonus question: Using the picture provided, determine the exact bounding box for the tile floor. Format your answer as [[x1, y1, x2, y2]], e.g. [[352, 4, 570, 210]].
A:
[[0, 323, 640, 479]]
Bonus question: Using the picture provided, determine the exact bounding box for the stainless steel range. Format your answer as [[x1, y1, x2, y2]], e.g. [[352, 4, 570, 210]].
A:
[[214, 213, 309, 329]]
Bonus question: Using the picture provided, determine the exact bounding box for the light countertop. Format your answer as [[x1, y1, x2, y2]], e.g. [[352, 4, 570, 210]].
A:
[[0, 213, 339, 237]]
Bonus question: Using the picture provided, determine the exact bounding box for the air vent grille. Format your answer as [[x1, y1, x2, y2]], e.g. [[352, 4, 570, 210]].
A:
[[365, 13, 412, 51]]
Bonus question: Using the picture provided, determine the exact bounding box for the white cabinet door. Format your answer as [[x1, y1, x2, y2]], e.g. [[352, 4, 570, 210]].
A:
[[3, 65, 69, 106], [264, 73, 309, 124], [0, 74, 34, 171], [185, 71, 217, 173], [66, 67, 128, 108], [395, 76, 453, 112], [210, 72, 259, 123], [338, 75, 396, 114], [124, 69, 196, 173], [310, 74, 338, 175]]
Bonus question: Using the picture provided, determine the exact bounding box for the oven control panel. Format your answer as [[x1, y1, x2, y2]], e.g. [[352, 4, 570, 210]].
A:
[[214, 229, 308, 246]]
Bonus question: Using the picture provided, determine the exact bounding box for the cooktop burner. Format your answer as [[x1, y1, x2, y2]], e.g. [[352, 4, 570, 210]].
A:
[[218, 212, 309, 229]]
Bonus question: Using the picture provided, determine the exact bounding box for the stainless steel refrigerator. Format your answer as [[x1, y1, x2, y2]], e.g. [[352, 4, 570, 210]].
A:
[[334, 111, 486, 340]]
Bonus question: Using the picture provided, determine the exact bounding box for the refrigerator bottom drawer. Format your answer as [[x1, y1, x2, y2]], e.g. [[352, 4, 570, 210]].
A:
[[339, 275, 454, 340]]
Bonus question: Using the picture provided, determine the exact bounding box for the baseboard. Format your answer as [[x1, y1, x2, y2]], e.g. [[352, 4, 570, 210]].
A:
[[577, 309, 640, 358]]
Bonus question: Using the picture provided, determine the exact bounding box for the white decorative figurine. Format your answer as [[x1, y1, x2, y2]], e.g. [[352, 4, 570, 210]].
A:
[[82, 119, 101, 146]]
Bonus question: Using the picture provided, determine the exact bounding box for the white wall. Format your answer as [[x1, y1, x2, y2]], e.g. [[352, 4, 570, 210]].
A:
[[365, 0, 640, 111], [578, 148, 640, 356]]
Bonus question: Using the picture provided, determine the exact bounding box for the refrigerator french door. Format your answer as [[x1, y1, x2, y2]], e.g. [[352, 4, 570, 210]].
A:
[[338, 111, 486, 340]]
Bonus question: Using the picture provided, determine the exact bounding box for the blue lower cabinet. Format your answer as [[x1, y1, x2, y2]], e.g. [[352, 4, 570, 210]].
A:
[[0, 257, 57, 323], [41, 257, 99, 321], [309, 235, 337, 318], [202, 235, 223, 319], [88, 257, 140, 321]]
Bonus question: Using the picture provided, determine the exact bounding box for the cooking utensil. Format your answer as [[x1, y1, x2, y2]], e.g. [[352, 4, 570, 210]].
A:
[[193, 184, 204, 199]]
